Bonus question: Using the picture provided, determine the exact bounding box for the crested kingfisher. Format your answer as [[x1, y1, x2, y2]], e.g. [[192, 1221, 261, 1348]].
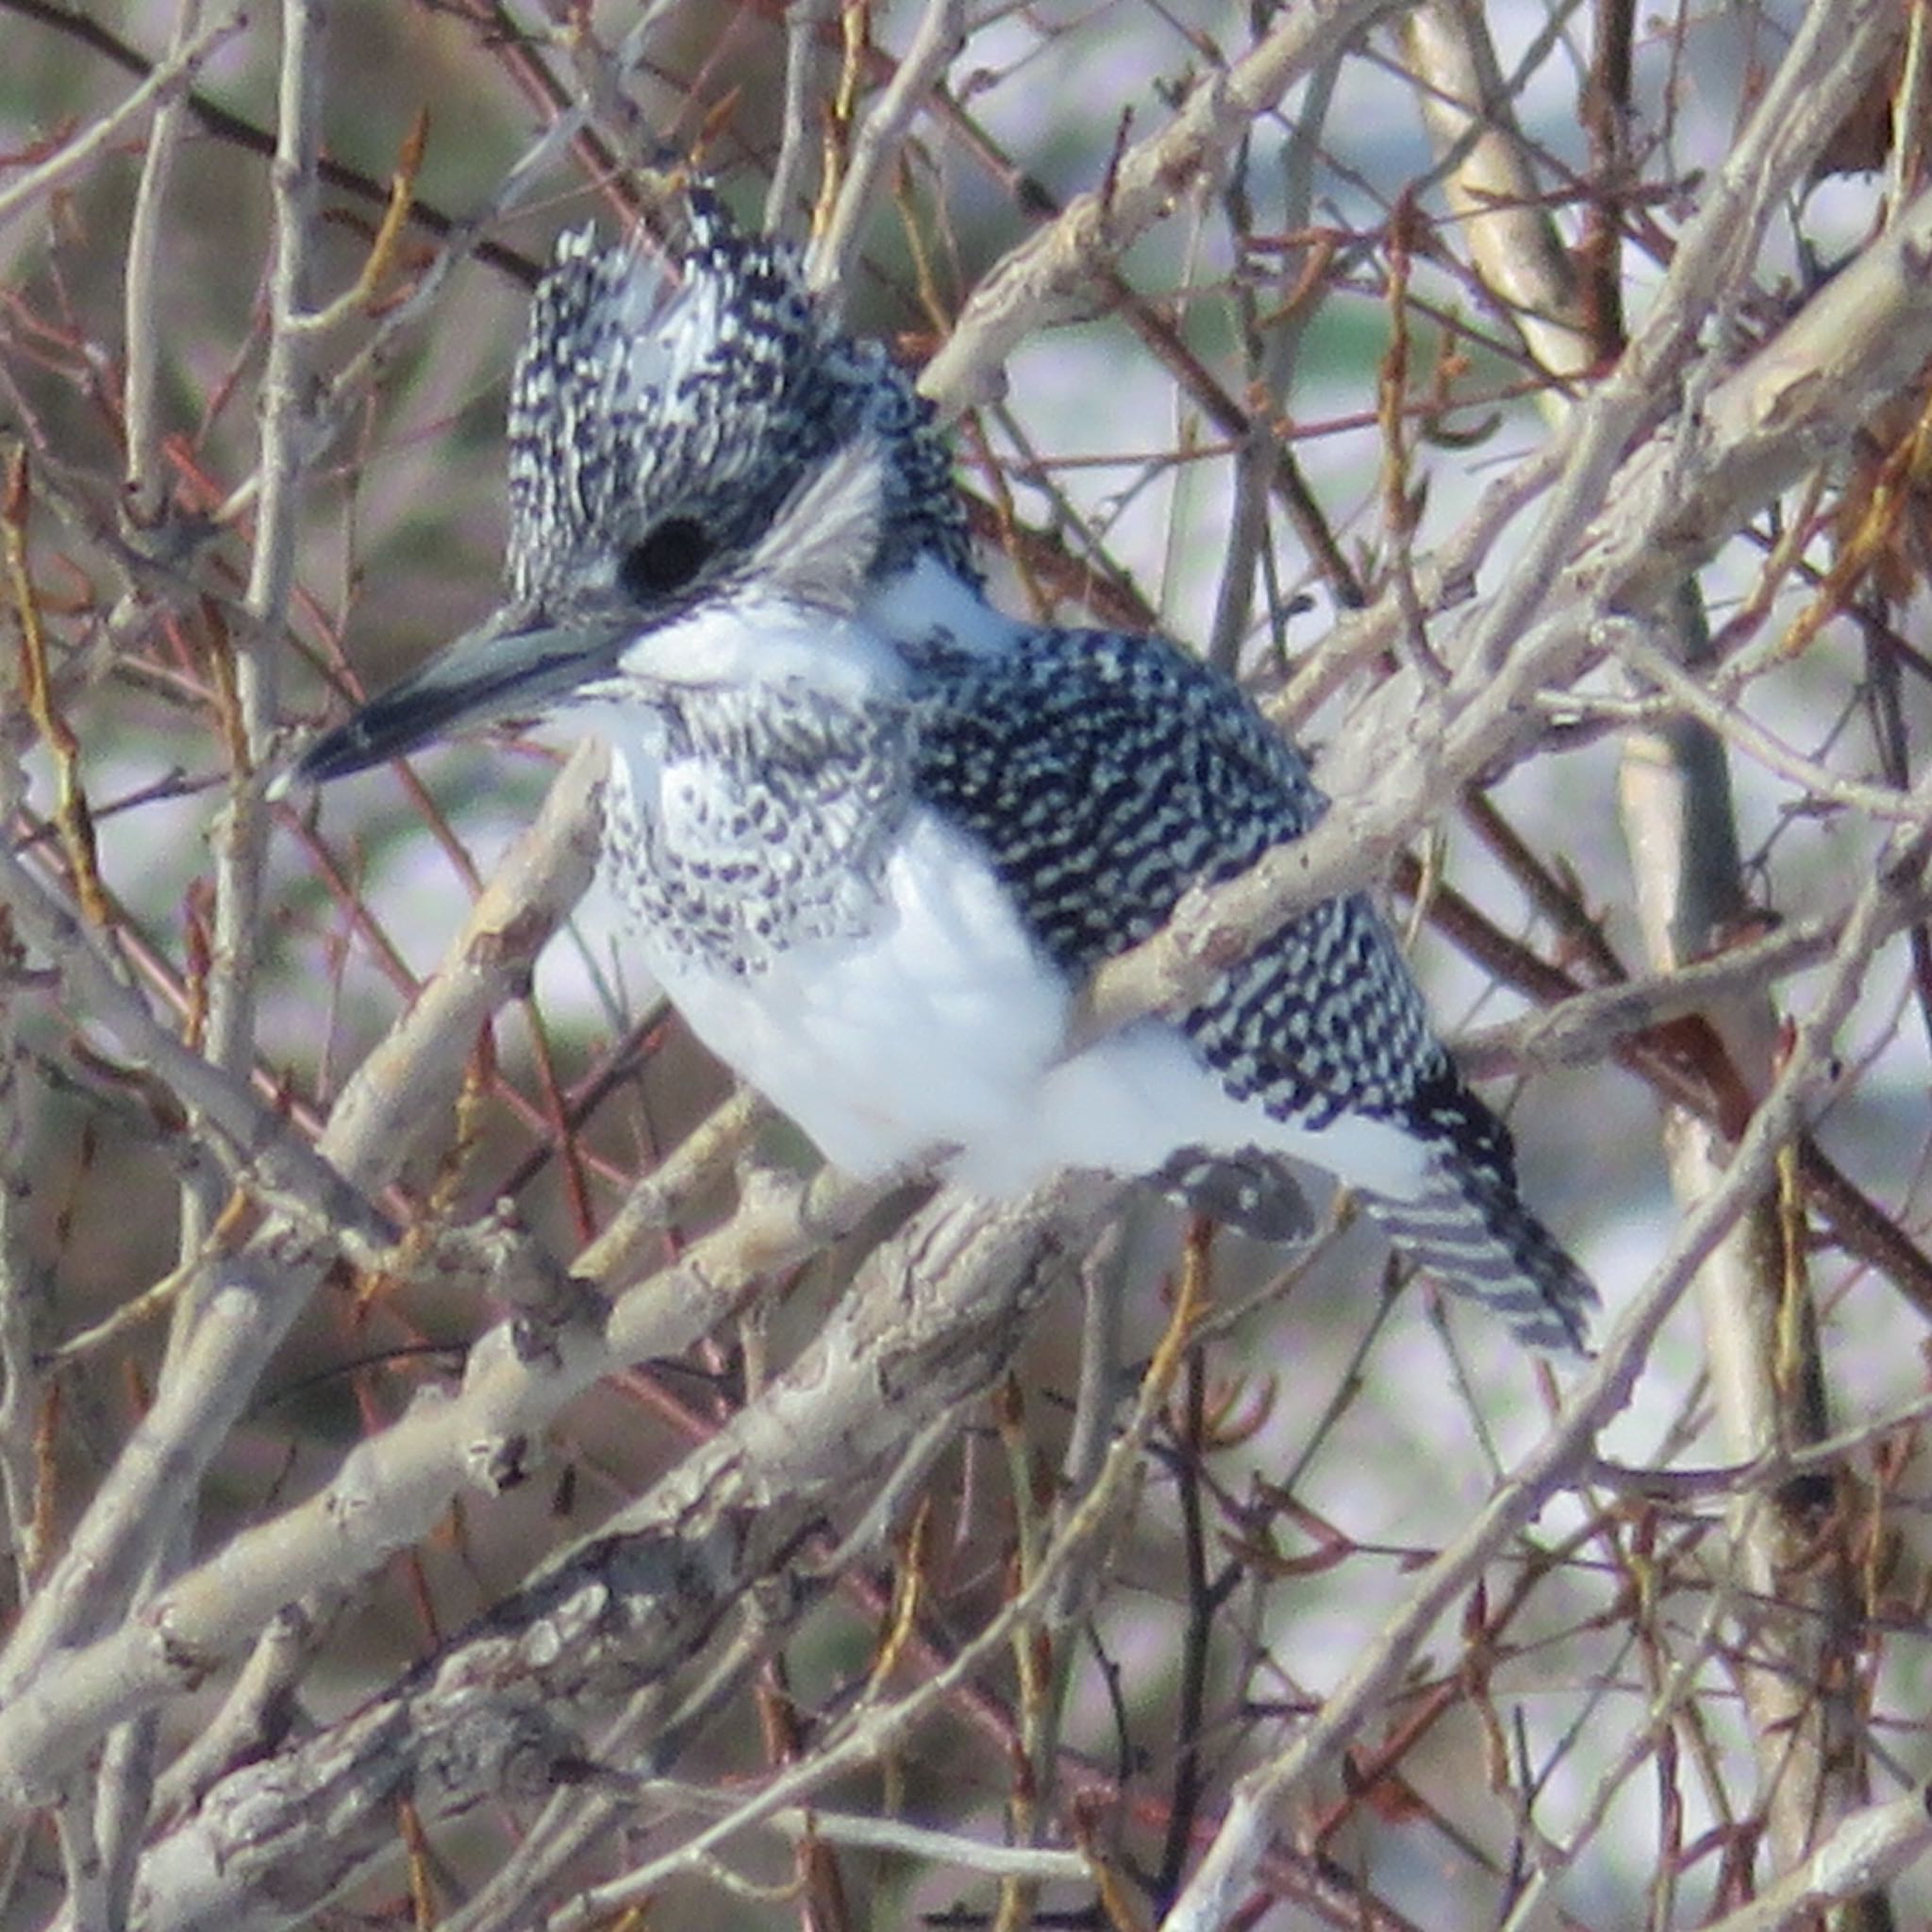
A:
[[293, 192, 1596, 1354]]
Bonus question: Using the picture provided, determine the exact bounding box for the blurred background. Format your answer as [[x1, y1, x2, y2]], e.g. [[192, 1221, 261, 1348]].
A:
[[3, 2, 1931, 1927]]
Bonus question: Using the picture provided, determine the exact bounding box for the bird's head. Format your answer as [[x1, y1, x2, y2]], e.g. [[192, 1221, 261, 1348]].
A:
[[292, 189, 971, 784]]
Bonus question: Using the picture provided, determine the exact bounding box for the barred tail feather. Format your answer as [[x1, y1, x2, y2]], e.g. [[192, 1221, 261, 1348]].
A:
[[1360, 1158, 1598, 1355]]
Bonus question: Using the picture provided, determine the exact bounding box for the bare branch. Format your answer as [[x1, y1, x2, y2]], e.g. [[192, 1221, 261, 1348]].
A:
[[807, 0, 966, 308], [920, 0, 1404, 413], [0, 745, 606, 1774]]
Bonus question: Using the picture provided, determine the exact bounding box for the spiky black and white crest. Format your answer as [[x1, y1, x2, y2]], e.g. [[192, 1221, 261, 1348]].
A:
[[504, 191, 972, 612]]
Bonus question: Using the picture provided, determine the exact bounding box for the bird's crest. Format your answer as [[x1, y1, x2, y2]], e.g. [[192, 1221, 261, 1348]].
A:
[[504, 189, 970, 612]]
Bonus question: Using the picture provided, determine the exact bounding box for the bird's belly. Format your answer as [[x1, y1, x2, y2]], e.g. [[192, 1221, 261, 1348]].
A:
[[636, 811, 1076, 1178]]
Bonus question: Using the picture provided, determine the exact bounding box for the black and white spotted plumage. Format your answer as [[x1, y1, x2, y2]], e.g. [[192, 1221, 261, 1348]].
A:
[[908, 626, 1594, 1348], [294, 192, 1597, 1355]]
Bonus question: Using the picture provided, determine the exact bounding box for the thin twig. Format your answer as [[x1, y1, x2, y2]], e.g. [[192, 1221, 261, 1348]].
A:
[[0, 7, 244, 232]]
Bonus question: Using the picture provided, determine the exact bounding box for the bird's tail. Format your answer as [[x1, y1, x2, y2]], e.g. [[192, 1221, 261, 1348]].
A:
[[1358, 1155, 1598, 1355]]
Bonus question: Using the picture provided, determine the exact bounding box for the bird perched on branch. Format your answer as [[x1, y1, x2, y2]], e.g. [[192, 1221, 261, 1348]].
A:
[[293, 189, 1596, 1354]]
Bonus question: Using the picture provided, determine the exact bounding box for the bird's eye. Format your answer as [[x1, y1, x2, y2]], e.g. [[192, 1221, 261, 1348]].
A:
[[620, 517, 711, 600]]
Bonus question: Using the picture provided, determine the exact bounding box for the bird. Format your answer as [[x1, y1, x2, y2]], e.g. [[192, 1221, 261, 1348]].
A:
[[291, 188, 1597, 1355]]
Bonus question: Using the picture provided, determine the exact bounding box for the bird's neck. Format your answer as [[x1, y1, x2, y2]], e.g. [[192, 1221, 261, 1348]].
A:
[[589, 549, 1008, 971], [860, 552, 1019, 663]]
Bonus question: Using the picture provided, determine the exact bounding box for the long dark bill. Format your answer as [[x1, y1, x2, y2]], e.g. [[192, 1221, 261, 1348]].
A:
[[289, 608, 629, 787]]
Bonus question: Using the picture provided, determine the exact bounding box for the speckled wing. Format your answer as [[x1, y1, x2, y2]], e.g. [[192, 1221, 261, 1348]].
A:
[[908, 626, 1597, 1352]]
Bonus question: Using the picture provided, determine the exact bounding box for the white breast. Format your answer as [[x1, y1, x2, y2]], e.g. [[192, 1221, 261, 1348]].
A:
[[634, 808, 1068, 1176]]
